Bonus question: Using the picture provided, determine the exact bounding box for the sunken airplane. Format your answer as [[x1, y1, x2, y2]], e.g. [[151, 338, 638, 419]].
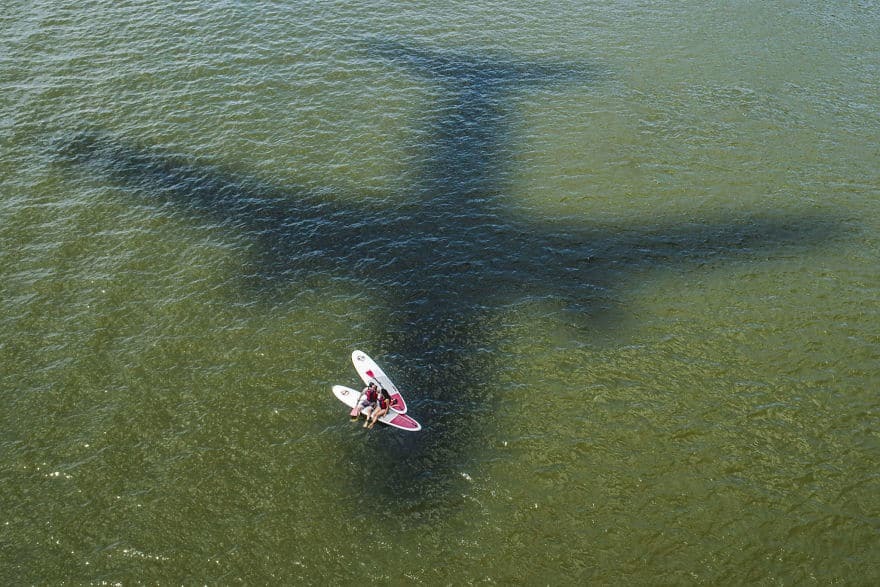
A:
[[58, 39, 841, 504]]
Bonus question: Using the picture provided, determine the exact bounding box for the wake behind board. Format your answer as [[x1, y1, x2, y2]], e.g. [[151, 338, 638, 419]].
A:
[[351, 350, 408, 413], [332, 385, 421, 431]]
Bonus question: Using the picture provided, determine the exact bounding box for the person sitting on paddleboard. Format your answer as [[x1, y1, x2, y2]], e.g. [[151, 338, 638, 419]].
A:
[[356, 382, 379, 420], [366, 388, 391, 429]]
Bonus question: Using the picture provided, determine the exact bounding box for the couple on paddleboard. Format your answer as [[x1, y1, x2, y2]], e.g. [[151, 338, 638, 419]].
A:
[[354, 381, 391, 429]]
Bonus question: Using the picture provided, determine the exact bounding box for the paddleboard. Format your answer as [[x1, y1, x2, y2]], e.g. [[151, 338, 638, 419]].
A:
[[332, 385, 421, 431], [351, 350, 408, 413]]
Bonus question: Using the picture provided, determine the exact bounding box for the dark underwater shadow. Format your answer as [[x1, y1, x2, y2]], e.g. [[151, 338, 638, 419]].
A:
[[53, 40, 847, 515]]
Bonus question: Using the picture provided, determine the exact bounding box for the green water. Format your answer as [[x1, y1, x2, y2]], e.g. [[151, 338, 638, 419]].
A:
[[2, 1, 878, 583]]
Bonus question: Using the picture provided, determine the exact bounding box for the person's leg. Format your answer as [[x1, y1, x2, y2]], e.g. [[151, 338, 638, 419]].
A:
[[368, 409, 384, 429]]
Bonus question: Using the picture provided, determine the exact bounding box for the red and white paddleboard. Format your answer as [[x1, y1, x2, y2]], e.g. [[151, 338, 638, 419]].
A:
[[351, 350, 408, 414], [331, 385, 421, 431]]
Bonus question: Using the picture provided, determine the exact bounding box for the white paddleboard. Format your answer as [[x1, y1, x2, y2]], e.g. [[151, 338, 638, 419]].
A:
[[331, 385, 421, 431], [351, 350, 408, 413]]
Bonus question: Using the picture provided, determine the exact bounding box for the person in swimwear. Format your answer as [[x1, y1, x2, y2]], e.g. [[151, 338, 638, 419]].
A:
[[367, 388, 391, 429]]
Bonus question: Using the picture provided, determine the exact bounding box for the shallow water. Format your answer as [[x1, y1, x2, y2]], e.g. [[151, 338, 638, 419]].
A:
[[2, 1, 879, 583]]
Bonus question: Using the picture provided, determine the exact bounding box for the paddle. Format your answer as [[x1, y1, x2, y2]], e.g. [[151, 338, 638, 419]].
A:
[[350, 385, 367, 420]]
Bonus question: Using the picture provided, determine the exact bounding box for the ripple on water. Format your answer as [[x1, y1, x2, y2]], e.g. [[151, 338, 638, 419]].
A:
[[2, 0, 880, 584]]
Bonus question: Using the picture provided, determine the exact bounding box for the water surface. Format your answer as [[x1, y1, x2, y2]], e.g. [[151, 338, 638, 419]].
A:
[[2, 1, 878, 583]]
